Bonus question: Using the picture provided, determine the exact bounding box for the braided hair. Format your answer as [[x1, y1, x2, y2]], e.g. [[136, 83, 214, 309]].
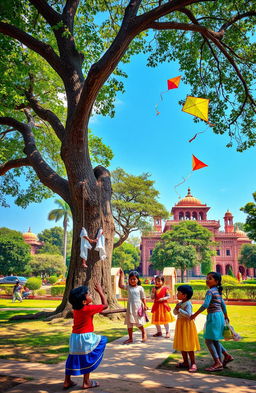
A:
[[208, 271, 223, 295]]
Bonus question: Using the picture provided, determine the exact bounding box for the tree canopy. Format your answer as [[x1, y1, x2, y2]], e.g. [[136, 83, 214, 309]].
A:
[[151, 220, 215, 280], [239, 243, 256, 270], [112, 241, 140, 271], [0, 227, 31, 275], [112, 168, 168, 247], [241, 192, 256, 241], [26, 253, 66, 277]]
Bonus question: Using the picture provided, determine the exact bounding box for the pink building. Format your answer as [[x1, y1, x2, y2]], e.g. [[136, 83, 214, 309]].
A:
[[22, 227, 43, 255], [140, 189, 253, 279]]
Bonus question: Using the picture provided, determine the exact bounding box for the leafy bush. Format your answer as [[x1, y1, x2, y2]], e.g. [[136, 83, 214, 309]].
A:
[[51, 285, 65, 296], [243, 279, 256, 285], [48, 275, 59, 285], [229, 289, 247, 299], [0, 284, 13, 295], [142, 284, 154, 296], [26, 277, 42, 292], [222, 275, 238, 285], [35, 288, 47, 296]]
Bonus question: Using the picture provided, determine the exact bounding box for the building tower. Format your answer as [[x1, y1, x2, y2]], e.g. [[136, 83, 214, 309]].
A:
[[224, 210, 234, 233]]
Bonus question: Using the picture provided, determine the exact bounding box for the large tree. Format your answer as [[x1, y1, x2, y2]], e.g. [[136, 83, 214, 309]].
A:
[[151, 221, 215, 281], [241, 193, 256, 241], [26, 253, 66, 277], [239, 243, 256, 270], [0, 1, 255, 318], [112, 168, 168, 248], [112, 241, 140, 271], [0, 227, 31, 275]]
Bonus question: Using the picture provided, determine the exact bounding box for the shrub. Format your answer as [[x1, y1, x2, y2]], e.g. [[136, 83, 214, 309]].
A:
[[141, 284, 154, 296], [35, 288, 47, 296], [48, 275, 59, 285], [0, 284, 13, 295], [26, 277, 42, 292], [51, 285, 65, 296], [243, 279, 256, 285]]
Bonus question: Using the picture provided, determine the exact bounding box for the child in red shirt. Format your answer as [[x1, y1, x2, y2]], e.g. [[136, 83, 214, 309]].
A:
[[63, 283, 108, 390]]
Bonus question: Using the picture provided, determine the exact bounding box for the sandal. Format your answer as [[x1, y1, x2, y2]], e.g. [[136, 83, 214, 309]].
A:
[[82, 380, 99, 389], [223, 356, 234, 367], [205, 365, 223, 372], [176, 362, 189, 369], [152, 332, 162, 337], [63, 382, 77, 390], [165, 333, 170, 338], [188, 364, 197, 373]]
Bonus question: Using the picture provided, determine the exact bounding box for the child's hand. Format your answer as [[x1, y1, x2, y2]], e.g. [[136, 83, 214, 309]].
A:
[[190, 314, 196, 320], [175, 303, 181, 310], [94, 283, 103, 293], [119, 268, 124, 276]]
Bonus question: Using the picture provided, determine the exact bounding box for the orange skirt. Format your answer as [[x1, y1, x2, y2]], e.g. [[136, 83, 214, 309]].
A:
[[173, 318, 200, 352], [151, 303, 175, 324]]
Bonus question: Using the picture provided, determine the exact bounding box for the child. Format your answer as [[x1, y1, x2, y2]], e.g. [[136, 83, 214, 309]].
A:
[[173, 285, 200, 373], [151, 275, 175, 338], [191, 272, 233, 372], [63, 283, 108, 389], [80, 227, 97, 268], [12, 281, 22, 303], [118, 269, 147, 344]]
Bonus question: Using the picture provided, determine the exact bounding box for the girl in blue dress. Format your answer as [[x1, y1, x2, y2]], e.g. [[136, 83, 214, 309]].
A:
[[63, 283, 108, 389], [191, 272, 234, 372]]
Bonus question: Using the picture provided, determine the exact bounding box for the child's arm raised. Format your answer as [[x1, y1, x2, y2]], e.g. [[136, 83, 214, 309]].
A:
[[94, 283, 108, 310], [118, 269, 125, 289]]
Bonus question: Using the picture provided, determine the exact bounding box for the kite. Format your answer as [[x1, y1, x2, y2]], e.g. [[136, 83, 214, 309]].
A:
[[188, 131, 206, 143], [174, 154, 208, 197], [155, 76, 181, 115], [182, 96, 214, 126], [192, 154, 208, 171]]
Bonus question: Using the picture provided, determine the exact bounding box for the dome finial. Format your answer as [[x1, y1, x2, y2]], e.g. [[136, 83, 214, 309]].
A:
[[187, 188, 192, 196]]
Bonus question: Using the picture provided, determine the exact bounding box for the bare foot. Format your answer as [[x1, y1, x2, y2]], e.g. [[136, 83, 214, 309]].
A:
[[165, 333, 170, 338], [123, 338, 133, 344], [82, 259, 88, 268], [142, 334, 147, 342]]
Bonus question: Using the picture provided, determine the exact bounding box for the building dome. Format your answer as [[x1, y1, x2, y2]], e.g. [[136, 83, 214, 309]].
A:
[[224, 210, 233, 217], [22, 227, 38, 243], [235, 229, 248, 238], [176, 188, 204, 206]]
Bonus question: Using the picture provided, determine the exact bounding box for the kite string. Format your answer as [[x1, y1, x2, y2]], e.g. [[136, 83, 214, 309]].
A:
[[174, 172, 192, 198]]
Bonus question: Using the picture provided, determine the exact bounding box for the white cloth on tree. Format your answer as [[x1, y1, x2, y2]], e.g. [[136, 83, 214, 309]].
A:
[[80, 227, 92, 260], [95, 228, 106, 260]]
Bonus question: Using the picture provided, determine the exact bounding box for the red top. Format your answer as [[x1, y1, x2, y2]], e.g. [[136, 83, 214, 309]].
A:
[[72, 304, 104, 334]]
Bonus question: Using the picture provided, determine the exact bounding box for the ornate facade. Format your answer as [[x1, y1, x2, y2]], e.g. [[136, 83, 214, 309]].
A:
[[140, 189, 253, 278], [22, 227, 43, 254]]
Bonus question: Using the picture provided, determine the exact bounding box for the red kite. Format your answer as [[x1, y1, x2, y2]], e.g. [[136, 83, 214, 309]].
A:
[[192, 155, 208, 171]]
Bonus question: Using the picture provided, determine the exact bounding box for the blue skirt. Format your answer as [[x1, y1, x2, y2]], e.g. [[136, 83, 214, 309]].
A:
[[204, 311, 225, 340], [65, 333, 107, 376]]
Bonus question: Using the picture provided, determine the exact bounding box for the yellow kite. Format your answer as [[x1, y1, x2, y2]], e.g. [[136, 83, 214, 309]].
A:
[[182, 96, 209, 122]]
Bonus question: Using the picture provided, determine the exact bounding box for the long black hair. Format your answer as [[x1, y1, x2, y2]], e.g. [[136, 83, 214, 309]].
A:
[[208, 271, 223, 295], [128, 271, 141, 286]]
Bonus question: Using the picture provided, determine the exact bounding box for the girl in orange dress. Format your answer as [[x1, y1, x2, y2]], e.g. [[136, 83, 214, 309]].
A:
[[173, 285, 200, 373], [151, 276, 175, 338]]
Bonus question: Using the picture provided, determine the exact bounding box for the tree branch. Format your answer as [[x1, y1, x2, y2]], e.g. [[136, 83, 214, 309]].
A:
[[28, 0, 62, 26], [219, 11, 256, 32], [0, 158, 31, 175], [25, 90, 65, 141], [63, 0, 80, 34], [0, 117, 70, 203], [0, 22, 64, 79], [147, 21, 224, 39]]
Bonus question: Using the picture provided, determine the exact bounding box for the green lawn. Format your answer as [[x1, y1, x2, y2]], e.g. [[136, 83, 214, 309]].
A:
[[0, 298, 61, 308], [160, 305, 256, 380]]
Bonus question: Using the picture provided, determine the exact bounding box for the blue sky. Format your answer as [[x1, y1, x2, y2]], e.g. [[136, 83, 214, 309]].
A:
[[0, 54, 255, 235]]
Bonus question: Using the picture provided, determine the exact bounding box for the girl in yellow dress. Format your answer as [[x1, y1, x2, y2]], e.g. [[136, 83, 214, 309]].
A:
[[151, 276, 175, 338], [173, 285, 200, 373]]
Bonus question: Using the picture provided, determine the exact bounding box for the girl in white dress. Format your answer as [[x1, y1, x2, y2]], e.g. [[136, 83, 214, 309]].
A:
[[119, 269, 148, 344]]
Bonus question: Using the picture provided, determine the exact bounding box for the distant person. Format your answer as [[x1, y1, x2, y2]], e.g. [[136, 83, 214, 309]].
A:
[[22, 286, 31, 299], [151, 275, 175, 338], [63, 283, 108, 390], [12, 281, 22, 302], [191, 272, 233, 371], [173, 285, 200, 373]]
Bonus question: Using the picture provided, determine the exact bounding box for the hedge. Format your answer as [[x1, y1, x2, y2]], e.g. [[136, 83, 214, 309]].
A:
[[175, 283, 256, 300], [0, 284, 13, 295], [50, 285, 65, 296]]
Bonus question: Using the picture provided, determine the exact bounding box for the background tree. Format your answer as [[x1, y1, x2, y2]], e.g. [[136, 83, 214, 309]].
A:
[[0, 1, 255, 318], [241, 193, 256, 241], [0, 227, 31, 275], [239, 244, 256, 270], [48, 199, 72, 265], [151, 221, 216, 281], [38, 226, 72, 257], [112, 168, 168, 248], [112, 241, 140, 271], [25, 253, 66, 278], [234, 222, 246, 232]]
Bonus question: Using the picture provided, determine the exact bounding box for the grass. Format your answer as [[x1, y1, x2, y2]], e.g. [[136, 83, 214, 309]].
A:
[[0, 302, 255, 380], [0, 298, 61, 308], [160, 305, 256, 380]]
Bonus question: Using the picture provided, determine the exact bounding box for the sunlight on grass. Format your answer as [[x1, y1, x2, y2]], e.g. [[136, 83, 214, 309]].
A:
[[0, 299, 61, 308]]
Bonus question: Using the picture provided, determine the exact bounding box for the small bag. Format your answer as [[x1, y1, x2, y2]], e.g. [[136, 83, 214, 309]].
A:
[[138, 306, 149, 322], [223, 321, 241, 341]]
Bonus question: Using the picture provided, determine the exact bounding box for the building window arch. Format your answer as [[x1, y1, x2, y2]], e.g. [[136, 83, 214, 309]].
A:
[[185, 211, 191, 220], [216, 264, 223, 274], [199, 212, 204, 220], [225, 264, 233, 275], [192, 212, 197, 220], [179, 212, 184, 220]]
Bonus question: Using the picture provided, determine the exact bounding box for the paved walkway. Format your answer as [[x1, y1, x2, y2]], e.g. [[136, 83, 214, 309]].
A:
[[0, 315, 255, 393]]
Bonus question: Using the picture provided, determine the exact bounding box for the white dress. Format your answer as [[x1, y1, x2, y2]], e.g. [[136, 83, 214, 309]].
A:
[[125, 285, 146, 326], [95, 228, 106, 260], [80, 227, 92, 260]]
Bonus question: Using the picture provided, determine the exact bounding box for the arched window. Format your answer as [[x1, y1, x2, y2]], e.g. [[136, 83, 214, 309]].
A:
[[225, 264, 233, 275], [199, 212, 204, 220], [192, 212, 197, 220], [216, 264, 222, 274], [179, 212, 184, 220], [185, 212, 191, 220], [148, 264, 156, 276]]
